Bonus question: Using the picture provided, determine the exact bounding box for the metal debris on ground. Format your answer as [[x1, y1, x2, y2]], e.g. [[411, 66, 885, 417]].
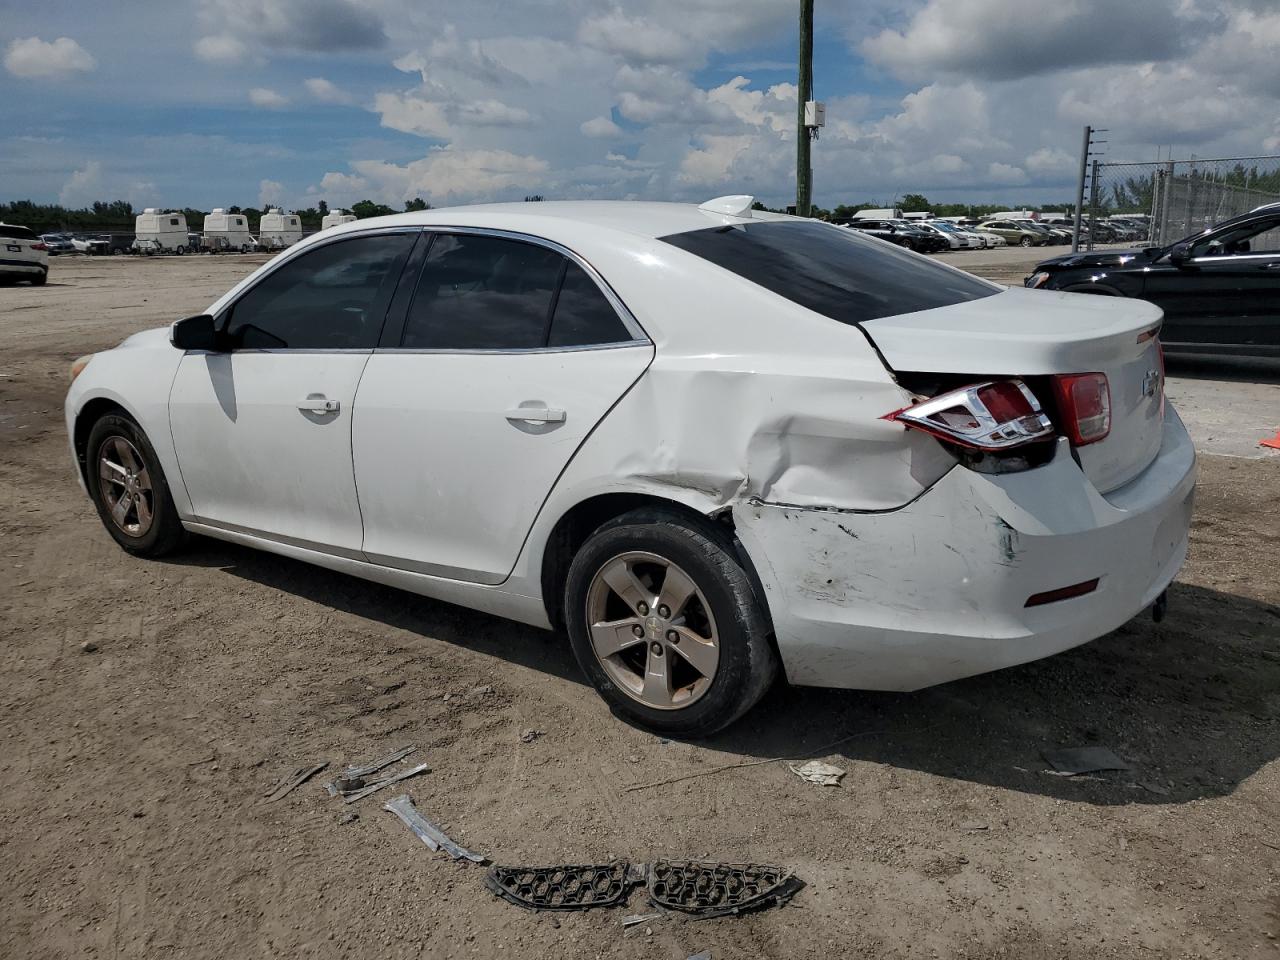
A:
[[688, 952, 712, 960], [1042, 746, 1133, 776], [260, 762, 328, 804], [520, 728, 542, 743], [621, 913, 661, 927], [487, 861, 646, 911], [788, 759, 845, 786], [325, 745, 418, 797], [647, 860, 803, 918], [383, 794, 485, 863], [338, 762, 431, 804]]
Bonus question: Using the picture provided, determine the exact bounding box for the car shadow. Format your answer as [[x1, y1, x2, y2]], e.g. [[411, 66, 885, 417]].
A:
[[167, 540, 1279, 807]]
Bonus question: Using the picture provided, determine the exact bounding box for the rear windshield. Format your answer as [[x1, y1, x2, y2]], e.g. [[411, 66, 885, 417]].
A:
[[0, 224, 36, 240], [660, 221, 998, 325]]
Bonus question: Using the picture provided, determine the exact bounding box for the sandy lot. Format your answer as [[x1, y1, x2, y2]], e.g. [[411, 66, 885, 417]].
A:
[[1, 253, 1278, 960]]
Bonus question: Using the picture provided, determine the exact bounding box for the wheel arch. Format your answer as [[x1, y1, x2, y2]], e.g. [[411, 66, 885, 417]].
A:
[[538, 492, 772, 635], [73, 396, 133, 484]]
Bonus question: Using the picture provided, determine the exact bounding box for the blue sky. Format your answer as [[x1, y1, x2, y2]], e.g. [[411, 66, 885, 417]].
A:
[[2, 0, 1277, 213]]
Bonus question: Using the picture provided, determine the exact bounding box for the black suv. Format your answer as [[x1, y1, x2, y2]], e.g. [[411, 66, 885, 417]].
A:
[[1026, 204, 1280, 356]]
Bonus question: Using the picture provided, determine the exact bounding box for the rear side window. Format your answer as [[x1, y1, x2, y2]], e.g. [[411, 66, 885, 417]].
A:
[[402, 233, 634, 350], [660, 221, 997, 326], [548, 262, 631, 347]]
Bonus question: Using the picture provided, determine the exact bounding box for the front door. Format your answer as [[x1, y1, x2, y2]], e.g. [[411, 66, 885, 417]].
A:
[[1142, 212, 1280, 350], [169, 230, 418, 553], [353, 230, 653, 584]]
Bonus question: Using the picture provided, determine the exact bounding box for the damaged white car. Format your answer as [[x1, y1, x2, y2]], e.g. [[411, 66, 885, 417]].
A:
[[65, 196, 1196, 734]]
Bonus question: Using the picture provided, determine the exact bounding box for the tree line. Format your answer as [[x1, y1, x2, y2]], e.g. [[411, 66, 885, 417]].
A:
[[0, 197, 432, 235]]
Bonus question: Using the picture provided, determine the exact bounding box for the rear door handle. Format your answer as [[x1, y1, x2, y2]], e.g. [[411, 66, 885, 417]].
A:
[[298, 395, 340, 414], [505, 405, 566, 423]]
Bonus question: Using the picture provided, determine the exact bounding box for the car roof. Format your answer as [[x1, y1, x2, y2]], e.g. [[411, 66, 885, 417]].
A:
[[328, 200, 795, 242]]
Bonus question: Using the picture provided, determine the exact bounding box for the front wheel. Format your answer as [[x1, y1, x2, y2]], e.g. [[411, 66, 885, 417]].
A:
[[85, 414, 185, 557], [1020, 236, 1033, 247], [564, 508, 778, 736]]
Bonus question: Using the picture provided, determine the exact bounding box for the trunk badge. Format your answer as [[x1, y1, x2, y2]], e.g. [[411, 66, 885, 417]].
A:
[[1142, 369, 1160, 398]]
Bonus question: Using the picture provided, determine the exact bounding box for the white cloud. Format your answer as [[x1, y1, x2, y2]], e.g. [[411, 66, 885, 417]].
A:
[[258, 178, 284, 207], [578, 12, 700, 65], [861, 0, 1189, 81], [59, 161, 104, 206], [248, 87, 290, 109], [581, 115, 622, 138], [304, 76, 356, 105], [4, 36, 96, 79], [194, 34, 249, 64], [196, 0, 385, 54], [317, 148, 549, 206]]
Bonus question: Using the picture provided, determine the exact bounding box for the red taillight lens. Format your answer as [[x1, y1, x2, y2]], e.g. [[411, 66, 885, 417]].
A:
[[884, 379, 1055, 451], [1051, 373, 1111, 445], [32, 242, 48, 251]]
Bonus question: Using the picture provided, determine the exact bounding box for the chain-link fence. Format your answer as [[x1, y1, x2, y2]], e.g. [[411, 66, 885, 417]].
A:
[[1084, 155, 1280, 249]]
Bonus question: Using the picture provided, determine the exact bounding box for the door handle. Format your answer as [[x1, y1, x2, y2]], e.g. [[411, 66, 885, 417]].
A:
[[298, 396, 340, 414], [505, 405, 566, 423], [1263, 262, 1280, 270]]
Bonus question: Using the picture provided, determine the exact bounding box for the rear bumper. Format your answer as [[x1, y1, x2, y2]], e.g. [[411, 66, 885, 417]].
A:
[[734, 408, 1196, 691]]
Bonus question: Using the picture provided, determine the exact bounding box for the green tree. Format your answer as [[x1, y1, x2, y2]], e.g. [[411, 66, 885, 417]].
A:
[[899, 193, 930, 212], [405, 197, 430, 212], [317, 199, 329, 216], [524, 194, 545, 202], [351, 199, 397, 219]]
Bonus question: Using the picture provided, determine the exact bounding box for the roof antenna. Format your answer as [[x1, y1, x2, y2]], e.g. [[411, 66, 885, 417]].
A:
[[698, 195, 755, 218]]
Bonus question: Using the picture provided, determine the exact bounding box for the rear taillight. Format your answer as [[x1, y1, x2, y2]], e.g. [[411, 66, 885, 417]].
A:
[[32, 242, 47, 251], [884, 379, 1055, 451], [1051, 373, 1111, 445]]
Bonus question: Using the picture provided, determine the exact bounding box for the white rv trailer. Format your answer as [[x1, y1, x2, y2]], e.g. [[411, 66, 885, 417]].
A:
[[258, 208, 302, 249], [202, 209, 256, 252], [132, 209, 189, 255], [852, 208, 902, 220], [321, 209, 357, 230]]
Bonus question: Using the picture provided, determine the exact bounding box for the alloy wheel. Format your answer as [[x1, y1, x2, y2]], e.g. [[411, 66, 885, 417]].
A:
[[97, 436, 154, 537], [585, 551, 720, 710]]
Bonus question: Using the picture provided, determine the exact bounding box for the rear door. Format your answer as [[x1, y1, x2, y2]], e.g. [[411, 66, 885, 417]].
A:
[[352, 230, 653, 584]]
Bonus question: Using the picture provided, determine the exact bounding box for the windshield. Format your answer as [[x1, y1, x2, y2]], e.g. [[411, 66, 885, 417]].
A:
[[660, 220, 999, 326]]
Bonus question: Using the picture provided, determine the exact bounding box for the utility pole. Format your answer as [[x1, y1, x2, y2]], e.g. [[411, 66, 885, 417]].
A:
[[796, 0, 814, 217], [1071, 125, 1107, 252]]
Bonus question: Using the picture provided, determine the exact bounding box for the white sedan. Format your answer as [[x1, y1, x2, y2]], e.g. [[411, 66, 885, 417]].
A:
[[65, 196, 1196, 734]]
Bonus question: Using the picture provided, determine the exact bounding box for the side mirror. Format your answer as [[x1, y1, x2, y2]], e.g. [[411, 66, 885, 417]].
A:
[[170, 314, 224, 351], [1168, 242, 1193, 268]]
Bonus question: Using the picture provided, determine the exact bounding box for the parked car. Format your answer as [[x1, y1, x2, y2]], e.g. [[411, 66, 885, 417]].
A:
[[914, 220, 973, 250], [0, 223, 49, 284], [842, 220, 919, 251], [972, 229, 1007, 248], [71, 235, 110, 255], [977, 220, 1050, 246], [842, 219, 946, 253], [1026, 203, 1280, 356], [1017, 220, 1070, 245], [40, 233, 75, 255], [937, 221, 990, 248], [66, 198, 1195, 733]]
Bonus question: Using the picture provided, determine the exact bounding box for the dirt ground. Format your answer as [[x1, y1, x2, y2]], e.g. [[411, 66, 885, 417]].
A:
[[1, 254, 1278, 960]]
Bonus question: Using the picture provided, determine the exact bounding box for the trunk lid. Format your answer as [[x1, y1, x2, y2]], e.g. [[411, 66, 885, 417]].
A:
[[862, 287, 1166, 494]]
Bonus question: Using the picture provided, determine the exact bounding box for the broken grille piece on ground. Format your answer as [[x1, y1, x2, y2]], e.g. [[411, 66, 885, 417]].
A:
[[486, 862, 646, 911], [647, 860, 804, 918]]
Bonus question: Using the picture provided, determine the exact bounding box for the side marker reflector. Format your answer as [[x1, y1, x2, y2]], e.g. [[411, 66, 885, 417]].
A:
[[1024, 578, 1100, 608]]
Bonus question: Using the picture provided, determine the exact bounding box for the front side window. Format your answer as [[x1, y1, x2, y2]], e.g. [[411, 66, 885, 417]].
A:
[[401, 233, 634, 350], [660, 221, 998, 326], [225, 232, 415, 349], [1191, 215, 1280, 258]]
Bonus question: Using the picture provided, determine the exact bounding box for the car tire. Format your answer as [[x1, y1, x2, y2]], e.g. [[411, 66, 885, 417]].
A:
[[175, 246, 186, 256], [1020, 236, 1033, 247], [85, 413, 185, 557], [563, 507, 778, 737], [32, 272, 47, 286]]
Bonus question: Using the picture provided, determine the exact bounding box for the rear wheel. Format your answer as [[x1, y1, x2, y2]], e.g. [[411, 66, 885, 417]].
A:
[[85, 414, 184, 557], [564, 508, 777, 736], [32, 272, 47, 286], [1020, 236, 1033, 247]]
